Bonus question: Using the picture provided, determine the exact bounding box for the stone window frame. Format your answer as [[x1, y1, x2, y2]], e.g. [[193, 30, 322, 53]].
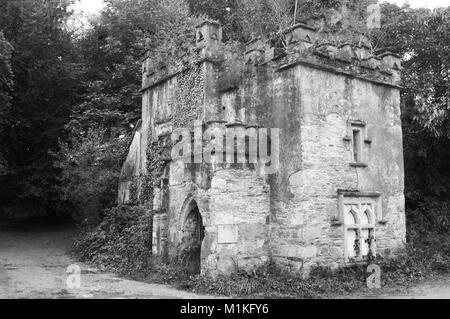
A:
[[336, 191, 383, 223], [335, 191, 383, 262], [343, 201, 376, 262], [343, 120, 372, 168]]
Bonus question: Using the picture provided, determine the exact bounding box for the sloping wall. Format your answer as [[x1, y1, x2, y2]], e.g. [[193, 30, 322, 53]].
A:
[[118, 122, 142, 204]]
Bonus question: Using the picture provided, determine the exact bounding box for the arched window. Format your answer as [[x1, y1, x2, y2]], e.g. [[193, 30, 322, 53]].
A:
[[344, 209, 358, 225], [344, 203, 376, 261], [361, 210, 371, 225]]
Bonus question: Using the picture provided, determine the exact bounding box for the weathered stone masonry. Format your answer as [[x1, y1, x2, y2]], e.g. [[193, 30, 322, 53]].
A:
[[118, 19, 406, 276]]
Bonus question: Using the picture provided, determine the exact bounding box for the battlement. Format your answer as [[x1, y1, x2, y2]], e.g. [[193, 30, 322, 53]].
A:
[[141, 20, 402, 92], [141, 20, 225, 91], [248, 23, 402, 87]]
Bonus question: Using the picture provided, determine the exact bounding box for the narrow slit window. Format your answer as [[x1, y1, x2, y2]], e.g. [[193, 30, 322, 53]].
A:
[[352, 129, 361, 163]]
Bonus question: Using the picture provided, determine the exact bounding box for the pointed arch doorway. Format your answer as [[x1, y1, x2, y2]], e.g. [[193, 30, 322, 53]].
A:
[[181, 201, 205, 274]]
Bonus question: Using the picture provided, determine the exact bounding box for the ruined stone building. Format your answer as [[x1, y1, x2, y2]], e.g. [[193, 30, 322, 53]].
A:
[[118, 19, 406, 276]]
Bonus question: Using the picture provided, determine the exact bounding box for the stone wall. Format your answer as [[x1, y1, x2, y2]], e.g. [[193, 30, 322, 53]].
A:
[[140, 64, 206, 179], [264, 63, 406, 274], [204, 166, 270, 276]]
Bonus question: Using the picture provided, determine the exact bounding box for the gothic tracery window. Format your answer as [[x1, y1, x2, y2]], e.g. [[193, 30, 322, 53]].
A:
[[344, 202, 376, 261]]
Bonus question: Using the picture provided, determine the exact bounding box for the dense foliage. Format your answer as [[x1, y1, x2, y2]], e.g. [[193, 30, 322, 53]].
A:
[[0, 0, 82, 216], [0, 31, 13, 176], [56, 0, 200, 222], [370, 4, 450, 234], [73, 205, 154, 275], [186, 0, 376, 42], [55, 127, 130, 224]]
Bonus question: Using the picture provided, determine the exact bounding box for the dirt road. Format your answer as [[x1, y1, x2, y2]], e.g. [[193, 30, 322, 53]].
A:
[[1, 219, 450, 299], [0, 220, 213, 299]]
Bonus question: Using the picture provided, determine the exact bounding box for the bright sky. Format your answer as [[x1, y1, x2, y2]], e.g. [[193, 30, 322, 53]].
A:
[[384, 0, 450, 8], [73, 0, 106, 14], [74, 0, 450, 15]]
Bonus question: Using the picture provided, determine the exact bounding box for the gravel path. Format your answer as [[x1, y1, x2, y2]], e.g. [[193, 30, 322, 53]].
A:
[[0, 220, 214, 299]]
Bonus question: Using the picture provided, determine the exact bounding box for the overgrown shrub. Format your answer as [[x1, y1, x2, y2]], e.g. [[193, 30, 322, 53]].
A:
[[178, 230, 450, 298], [72, 205, 154, 276], [407, 199, 450, 236], [178, 262, 367, 299], [56, 128, 130, 224], [181, 233, 450, 299]]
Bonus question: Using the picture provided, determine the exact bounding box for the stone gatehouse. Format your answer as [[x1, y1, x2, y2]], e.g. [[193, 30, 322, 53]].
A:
[[118, 19, 406, 276]]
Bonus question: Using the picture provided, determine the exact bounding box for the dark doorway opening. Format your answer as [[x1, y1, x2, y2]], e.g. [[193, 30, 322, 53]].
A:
[[181, 204, 205, 275]]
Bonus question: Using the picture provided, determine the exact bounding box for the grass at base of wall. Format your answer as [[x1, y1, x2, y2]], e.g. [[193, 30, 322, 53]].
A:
[[72, 205, 450, 298], [129, 234, 450, 299]]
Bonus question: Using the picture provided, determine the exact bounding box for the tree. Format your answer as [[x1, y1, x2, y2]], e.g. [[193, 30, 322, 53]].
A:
[[0, 0, 82, 215], [0, 31, 13, 176], [370, 3, 450, 232], [186, 0, 376, 41], [185, 0, 295, 41], [372, 4, 450, 196], [56, 0, 200, 222], [55, 127, 129, 224]]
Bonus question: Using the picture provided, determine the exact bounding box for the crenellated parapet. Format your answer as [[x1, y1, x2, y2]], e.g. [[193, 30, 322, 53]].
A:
[[242, 22, 402, 87], [141, 19, 402, 94], [141, 20, 226, 92]]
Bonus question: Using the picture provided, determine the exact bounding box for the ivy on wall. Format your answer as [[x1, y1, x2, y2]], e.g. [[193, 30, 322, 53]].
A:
[[126, 133, 173, 211], [143, 134, 173, 207], [171, 65, 206, 129]]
